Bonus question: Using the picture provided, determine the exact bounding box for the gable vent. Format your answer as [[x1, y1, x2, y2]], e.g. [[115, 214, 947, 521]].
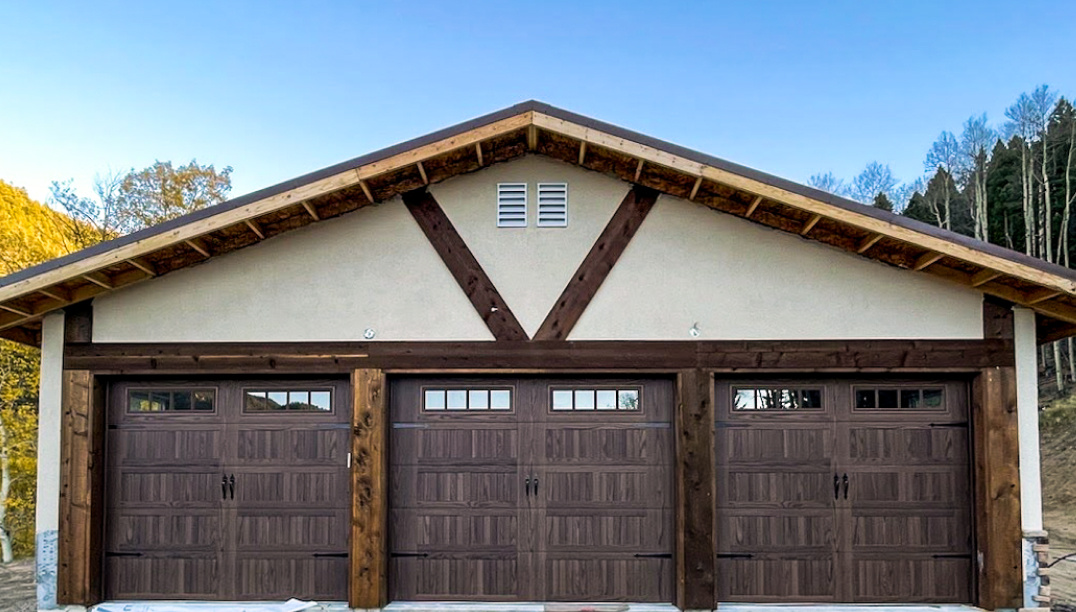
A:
[[497, 183, 527, 227], [537, 183, 568, 227]]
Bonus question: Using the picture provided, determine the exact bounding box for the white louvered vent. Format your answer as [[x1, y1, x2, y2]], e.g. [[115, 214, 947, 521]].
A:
[[497, 183, 527, 227], [537, 183, 568, 227]]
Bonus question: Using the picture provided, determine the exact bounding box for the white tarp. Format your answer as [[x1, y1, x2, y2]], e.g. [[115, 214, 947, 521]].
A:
[[94, 599, 317, 612]]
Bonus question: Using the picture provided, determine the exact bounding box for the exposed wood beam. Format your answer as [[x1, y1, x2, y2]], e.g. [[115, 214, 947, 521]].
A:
[[578, 141, 587, 165], [913, 252, 944, 271], [359, 179, 375, 204], [80, 272, 112, 290], [244, 219, 265, 240], [301, 201, 321, 221], [527, 125, 538, 151], [185, 238, 211, 258], [126, 258, 156, 276], [349, 369, 388, 609], [416, 161, 429, 185], [475, 142, 484, 166], [38, 287, 69, 302], [1027, 289, 1062, 305], [689, 176, 703, 201], [0, 303, 31, 317], [972, 269, 1003, 287], [744, 195, 763, 218], [402, 189, 529, 341], [675, 369, 717, 611], [534, 185, 660, 341], [800, 214, 821, 236], [634, 159, 645, 182], [926, 265, 1076, 324], [857, 234, 883, 254]]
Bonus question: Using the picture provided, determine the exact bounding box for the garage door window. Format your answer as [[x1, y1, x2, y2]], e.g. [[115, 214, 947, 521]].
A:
[[550, 387, 640, 411], [244, 388, 332, 412], [127, 388, 215, 413], [732, 387, 823, 411], [423, 388, 513, 411], [854, 386, 944, 410]]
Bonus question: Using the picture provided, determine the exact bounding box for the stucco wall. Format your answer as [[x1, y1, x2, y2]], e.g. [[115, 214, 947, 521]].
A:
[[35, 312, 63, 609], [430, 155, 627, 337], [93, 197, 493, 342], [570, 195, 985, 340]]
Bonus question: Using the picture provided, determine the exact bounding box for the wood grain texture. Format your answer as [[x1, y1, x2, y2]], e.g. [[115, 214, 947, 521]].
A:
[[63, 301, 93, 344], [403, 188, 528, 342], [675, 369, 716, 610], [983, 297, 1015, 340], [350, 369, 388, 608], [63, 339, 1016, 374], [534, 185, 659, 340], [972, 367, 1023, 609], [57, 370, 105, 606]]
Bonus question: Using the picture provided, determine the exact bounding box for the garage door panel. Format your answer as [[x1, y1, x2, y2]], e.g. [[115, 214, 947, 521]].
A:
[[105, 553, 221, 600], [540, 424, 669, 465], [392, 424, 520, 465], [539, 466, 670, 509], [847, 468, 970, 506], [717, 553, 836, 601], [234, 507, 348, 551], [107, 508, 222, 552], [395, 465, 521, 508], [718, 425, 834, 465], [846, 425, 969, 465], [541, 508, 669, 552], [111, 427, 224, 465], [722, 468, 836, 508], [391, 553, 522, 600], [234, 425, 348, 465], [851, 508, 971, 552], [542, 553, 672, 602], [114, 468, 224, 507], [849, 554, 973, 603], [232, 467, 348, 507], [390, 508, 519, 552], [234, 553, 348, 601], [718, 509, 836, 552]]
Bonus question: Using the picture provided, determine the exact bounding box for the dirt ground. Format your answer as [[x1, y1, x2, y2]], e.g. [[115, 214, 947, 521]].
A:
[[1043, 393, 1076, 607], [0, 557, 36, 612]]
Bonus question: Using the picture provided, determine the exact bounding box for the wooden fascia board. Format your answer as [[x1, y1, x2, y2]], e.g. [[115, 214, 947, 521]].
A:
[[531, 111, 1076, 298], [0, 112, 533, 311]]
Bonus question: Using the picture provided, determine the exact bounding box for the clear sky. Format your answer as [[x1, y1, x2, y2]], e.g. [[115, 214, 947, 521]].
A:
[[2, 0, 1075, 205]]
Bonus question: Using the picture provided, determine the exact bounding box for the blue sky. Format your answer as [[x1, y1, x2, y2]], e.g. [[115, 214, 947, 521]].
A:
[[2, 1, 1075, 205]]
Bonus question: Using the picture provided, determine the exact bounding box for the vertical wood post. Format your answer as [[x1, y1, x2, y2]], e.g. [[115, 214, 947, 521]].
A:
[[972, 366, 1023, 609], [350, 369, 388, 609], [675, 369, 716, 610], [56, 370, 105, 605]]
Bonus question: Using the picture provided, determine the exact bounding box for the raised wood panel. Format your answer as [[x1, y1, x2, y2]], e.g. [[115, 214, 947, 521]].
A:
[[717, 554, 836, 601], [350, 369, 388, 609], [105, 554, 220, 600], [235, 554, 348, 600]]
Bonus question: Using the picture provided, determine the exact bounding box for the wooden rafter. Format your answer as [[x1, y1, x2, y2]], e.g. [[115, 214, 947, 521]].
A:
[[38, 287, 69, 302], [913, 252, 944, 271], [185, 238, 211, 258], [745, 195, 762, 218], [857, 234, 883, 254], [689, 176, 703, 201], [534, 185, 660, 341], [800, 214, 821, 236], [359, 179, 375, 204], [0, 303, 31, 317], [127, 258, 157, 276], [1027, 289, 1062, 305], [81, 272, 112, 290], [416, 161, 429, 185], [527, 125, 538, 151], [244, 219, 265, 240], [475, 142, 484, 166], [634, 159, 644, 182], [302, 201, 321, 221], [972, 269, 1002, 287], [578, 141, 587, 165], [402, 189, 528, 341]]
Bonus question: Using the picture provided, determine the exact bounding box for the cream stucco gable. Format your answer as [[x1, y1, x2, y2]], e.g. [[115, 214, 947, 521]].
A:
[[571, 195, 985, 340], [92, 197, 494, 342], [429, 155, 628, 337]]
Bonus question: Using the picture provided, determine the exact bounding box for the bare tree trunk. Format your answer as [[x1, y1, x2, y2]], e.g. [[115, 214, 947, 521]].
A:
[[0, 418, 12, 564], [1022, 143, 1036, 256]]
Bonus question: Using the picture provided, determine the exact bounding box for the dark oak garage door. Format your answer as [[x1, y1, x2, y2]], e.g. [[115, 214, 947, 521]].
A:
[[105, 379, 350, 601], [715, 378, 973, 603], [390, 377, 674, 602]]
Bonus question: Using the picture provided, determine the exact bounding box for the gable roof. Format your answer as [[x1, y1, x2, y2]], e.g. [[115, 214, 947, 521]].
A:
[[3, 100, 1076, 346]]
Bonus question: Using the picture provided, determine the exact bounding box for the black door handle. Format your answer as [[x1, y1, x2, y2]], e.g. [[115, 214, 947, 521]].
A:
[[525, 477, 531, 497], [842, 473, 849, 500], [229, 474, 236, 500], [833, 474, 840, 500], [533, 477, 538, 496], [222, 475, 228, 500]]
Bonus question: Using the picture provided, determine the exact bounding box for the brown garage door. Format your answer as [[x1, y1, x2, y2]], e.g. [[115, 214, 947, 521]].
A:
[[390, 377, 674, 602], [105, 379, 350, 601], [714, 378, 973, 603]]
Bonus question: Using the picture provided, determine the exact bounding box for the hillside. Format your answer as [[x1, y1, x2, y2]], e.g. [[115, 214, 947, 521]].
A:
[[0, 180, 74, 274], [1042, 394, 1076, 604]]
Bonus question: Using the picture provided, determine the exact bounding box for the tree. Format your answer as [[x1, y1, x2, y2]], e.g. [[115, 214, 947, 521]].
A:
[[808, 172, 849, 197], [924, 131, 961, 231], [873, 192, 894, 211], [959, 114, 997, 241], [1004, 85, 1058, 259], [851, 162, 900, 206], [51, 160, 233, 246]]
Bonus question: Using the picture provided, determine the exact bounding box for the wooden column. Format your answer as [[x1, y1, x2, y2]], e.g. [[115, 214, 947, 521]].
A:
[[972, 366, 1023, 609], [56, 370, 105, 606], [675, 369, 716, 610], [350, 369, 389, 609]]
